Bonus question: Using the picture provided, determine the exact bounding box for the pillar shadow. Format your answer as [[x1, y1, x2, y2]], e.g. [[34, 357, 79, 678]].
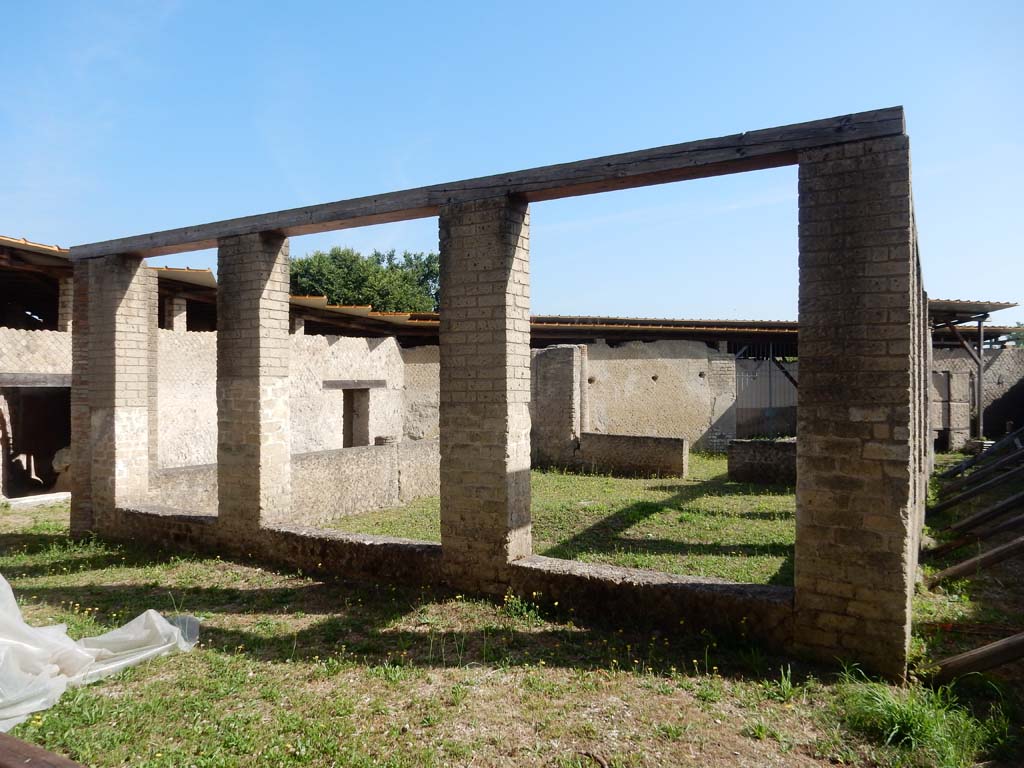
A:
[[541, 470, 795, 586]]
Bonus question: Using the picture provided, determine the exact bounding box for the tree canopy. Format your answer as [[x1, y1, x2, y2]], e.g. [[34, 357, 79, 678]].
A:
[[290, 247, 440, 312]]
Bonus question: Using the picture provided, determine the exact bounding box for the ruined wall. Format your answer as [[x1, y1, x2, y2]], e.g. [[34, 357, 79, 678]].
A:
[[401, 345, 440, 440], [0, 328, 71, 374], [156, 330, 217, 467], [932, 347, 1024, 440], [150, 439, 440, 523], [155, 330, 406, 467], [727, 439, 797, 485], [290, 334, 405, 449], [577, 433, 688, 477], [585, 340, 735, 452]]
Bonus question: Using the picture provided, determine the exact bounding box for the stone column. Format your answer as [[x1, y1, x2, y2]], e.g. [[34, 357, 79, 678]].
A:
[[57, 276, 74, 332], [70, 261, 91, 536], [216, 233, 291, 537], [164, 295, 187, 331], [290, 314, 305, 336], [439, 196, 532, 592], [86, 255, 154, 519], [795, 135, 923, 678]]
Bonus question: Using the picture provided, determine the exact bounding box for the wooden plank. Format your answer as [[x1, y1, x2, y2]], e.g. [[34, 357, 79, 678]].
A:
[[322, 380, 387, 390], [923, 510, 1024, 560], [927, 463, 1024, 516], [938, 424, 1024, 478], [948, 490, 1024, 534], [926, 535, 1024, 587], [0, 733, 85, 768], [940, 444, 1024, 496], [70, 107, 904, 260], [933, 631, 1024, 683], [0, 373, 71, 387]]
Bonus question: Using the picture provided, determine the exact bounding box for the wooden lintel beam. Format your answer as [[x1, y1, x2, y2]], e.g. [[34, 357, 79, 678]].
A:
[[70, 107, 904, 260]]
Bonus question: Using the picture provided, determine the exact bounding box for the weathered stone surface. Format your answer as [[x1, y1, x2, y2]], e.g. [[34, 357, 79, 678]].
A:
[[150, 440, 440, 523], [585, 340, 736, 452], [795, 135, 927, 679], [439, 196, 532, 592], [728, 439, 796, 485], [510, 556, 793, 651], [216, 233, 291, 537], [577, 432, 688, 477]]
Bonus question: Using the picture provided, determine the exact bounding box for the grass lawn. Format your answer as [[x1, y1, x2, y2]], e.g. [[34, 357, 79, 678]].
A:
[[329, 454, 797, 585], [1, 474, 1019, 767]]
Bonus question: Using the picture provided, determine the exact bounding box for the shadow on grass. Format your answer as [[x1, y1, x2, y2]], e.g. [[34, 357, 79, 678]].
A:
[[0, 531, 185, 579], [544, 475, 795, 586], [16, 575, 804, 684]]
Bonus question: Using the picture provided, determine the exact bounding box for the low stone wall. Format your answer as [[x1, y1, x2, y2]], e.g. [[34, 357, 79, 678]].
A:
[[150, 439, 441, 523], [577, 433, 688, 477], [98, 506, 791, 651], [101, 505, 443, 585], [398, 439, 440, 502], [509, 556, 793, 652], [727, 439, 797, 485]]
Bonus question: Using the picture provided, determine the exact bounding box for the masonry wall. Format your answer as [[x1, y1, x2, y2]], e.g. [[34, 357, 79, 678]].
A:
[[401, 345, 440, 440], [585, 340, 736, 452], [0, 328, 71, 374], [795, 135, 927, 678], [155, 330, 406, 467], [932, 347, 1024, 440], [727, 439, 797, 485]]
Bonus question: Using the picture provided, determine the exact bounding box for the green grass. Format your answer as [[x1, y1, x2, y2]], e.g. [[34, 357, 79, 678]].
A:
[[330, 454, 796, 585], [834, 668, 1009, 768], [2, 453, 1021, 767]]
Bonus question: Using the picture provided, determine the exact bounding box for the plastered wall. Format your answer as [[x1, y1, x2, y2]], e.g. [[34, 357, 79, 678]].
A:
[[582, 340, 736, 452], [156, 330, 406, 467]]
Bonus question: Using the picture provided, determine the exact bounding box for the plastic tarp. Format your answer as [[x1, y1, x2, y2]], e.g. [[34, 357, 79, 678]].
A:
[[0, 574, 196, 731]]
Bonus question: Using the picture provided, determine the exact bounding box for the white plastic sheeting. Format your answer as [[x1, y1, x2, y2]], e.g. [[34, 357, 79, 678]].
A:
[[0, 574, 196, 731]]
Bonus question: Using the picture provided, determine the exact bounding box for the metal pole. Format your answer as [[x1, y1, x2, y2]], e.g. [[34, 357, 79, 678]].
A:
[[977, 316, 985, 440]]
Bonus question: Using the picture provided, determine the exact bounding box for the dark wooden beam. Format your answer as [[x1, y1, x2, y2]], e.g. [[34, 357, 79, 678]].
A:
[[934, 632, 1024, 683], [323, 380, 386, 390], [71, 107, 904, 260], [927, 535, 1024, 587], [0, 733, 84, 768], [0, 373, 71, 387]]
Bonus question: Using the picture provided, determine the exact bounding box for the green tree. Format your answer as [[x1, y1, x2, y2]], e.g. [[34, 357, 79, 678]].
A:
[[1009, 322, 1024, 346], [290, 247, 440, 312]]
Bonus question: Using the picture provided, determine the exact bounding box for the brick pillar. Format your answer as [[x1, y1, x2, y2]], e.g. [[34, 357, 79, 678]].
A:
[[57, 276, 74, 332], [163, 295, 187, 332], [216, 233, 291, 536], [87, 255, 154, 519], [70, 261, 92, 536], [795, 135, 923, 678], [439, 196, 532, 592]]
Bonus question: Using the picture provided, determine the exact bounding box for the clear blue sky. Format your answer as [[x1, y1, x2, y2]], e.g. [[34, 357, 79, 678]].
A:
[[2, 1, 1021, 325]]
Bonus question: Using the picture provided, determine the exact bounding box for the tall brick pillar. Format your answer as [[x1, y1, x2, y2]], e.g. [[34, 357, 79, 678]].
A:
[[216, 233, 291, 537], [795, 135, 924, 678], [439, 196, 532, 592], [70, 260, 92, 537], [86, 255, 155, 520]]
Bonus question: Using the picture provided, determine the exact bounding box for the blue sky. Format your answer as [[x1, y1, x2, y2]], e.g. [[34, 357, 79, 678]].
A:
[[1, 1, 1021, 325]]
